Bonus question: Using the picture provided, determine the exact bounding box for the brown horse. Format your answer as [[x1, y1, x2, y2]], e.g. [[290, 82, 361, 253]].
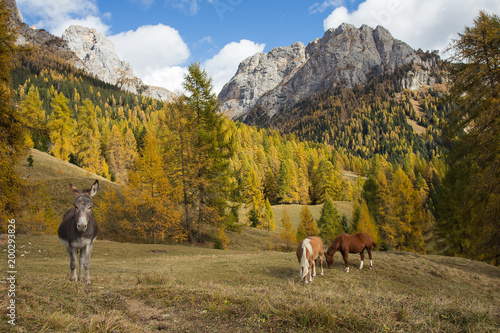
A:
[[326, 233, 375, 273], [296, 236, 324, 284]]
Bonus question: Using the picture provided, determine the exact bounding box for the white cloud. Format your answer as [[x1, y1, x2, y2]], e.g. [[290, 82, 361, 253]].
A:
[[167, 0, 200, 16], [53, 16, 110, 36], [143, 66, 188, 94], [17, 0, 110, 35], [109, 24, 190, 81], [323, 0, 500, 54], [309, 0, 344, 14], [204, 39, 265, 94]]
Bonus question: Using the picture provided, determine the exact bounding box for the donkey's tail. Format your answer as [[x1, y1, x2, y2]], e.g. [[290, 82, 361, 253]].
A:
[[300, 239, 312, 280]]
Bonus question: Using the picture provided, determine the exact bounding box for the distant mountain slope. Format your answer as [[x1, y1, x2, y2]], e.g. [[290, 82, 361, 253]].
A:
[[62, 25, 175, 102], [219, 23, 442, 123], [8, 0, 174, 102], [218, 23, 447, 162]]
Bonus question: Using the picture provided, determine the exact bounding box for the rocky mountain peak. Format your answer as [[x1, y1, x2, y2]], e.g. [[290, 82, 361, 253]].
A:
[[9, 0, 174, 102], [218, 41, 307, 119], [219, 23, 438, 122], [62, 25, 174, 102]]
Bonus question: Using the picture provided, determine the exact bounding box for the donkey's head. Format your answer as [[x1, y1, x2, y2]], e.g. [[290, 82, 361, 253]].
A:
[[70, 180, 99, 233]]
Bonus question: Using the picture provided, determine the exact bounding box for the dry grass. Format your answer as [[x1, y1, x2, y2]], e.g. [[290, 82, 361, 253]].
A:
[[2, 235, 499, 332], [7, 150, 499, 332]]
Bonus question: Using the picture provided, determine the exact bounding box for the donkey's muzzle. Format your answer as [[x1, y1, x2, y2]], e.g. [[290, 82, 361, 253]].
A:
[[77, 223, 87, 232]]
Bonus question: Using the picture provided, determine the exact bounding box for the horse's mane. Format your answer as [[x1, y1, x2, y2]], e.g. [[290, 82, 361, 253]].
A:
[[300, 239, 312, 279], [327, 234, 342, 254]]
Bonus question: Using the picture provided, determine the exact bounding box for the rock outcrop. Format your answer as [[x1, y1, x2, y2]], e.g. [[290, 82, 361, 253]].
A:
[[8, 0, 174, 102], [62, 25, 174, 102], [219, 23, 439, 122], [218, 42, 307, 119]]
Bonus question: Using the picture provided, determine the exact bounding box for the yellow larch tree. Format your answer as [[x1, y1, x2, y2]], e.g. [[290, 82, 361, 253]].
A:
[[124, 131, 183, 244]]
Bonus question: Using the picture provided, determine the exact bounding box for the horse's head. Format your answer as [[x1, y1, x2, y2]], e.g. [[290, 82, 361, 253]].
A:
[[326, 252, 334, 268], [325, 242, 337, 268], [71, 180, 99, 233]]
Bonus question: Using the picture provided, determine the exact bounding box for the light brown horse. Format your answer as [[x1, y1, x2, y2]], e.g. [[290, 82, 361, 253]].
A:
[[326, 233, 375, 273], [296, 236, 324, 284]]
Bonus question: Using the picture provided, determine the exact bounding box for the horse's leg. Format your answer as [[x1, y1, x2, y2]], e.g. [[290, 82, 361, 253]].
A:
[[359, 250, 365, 270], [367, 246, 373, 269], [342, 252, 350, 273], [311, 259, 316, 280], [305, 261, 311, 284], [68, 247, 78, 281], [319, 253, 324, 276]]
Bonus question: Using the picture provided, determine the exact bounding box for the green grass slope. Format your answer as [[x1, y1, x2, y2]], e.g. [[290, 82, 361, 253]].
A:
[[1, 235, 498, 332], [15, 149, 119, 218]]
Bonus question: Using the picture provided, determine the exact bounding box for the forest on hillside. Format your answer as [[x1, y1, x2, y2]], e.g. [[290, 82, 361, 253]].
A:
[[0, 2, 498, 265], [7, 45, 441, 254]]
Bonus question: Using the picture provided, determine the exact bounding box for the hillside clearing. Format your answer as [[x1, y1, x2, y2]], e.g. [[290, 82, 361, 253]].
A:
[[1, 235, 498, 332]]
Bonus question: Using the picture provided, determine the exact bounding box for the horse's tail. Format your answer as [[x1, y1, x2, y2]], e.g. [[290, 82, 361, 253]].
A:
[[300, 239, 312, 280]]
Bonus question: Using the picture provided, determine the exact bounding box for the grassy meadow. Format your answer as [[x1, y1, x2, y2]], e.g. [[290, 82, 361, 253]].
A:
[[2, 149, 499, 332], [1, 235, 499, 332]]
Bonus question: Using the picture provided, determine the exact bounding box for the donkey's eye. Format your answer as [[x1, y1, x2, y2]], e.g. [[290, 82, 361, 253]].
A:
[[75, 205, 79, 210], [88, 206, 92, 210]]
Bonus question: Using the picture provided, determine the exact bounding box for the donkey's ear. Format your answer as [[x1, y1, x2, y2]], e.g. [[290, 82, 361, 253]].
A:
[[90, 180, 99, 197], [70, 183, 80, 196]]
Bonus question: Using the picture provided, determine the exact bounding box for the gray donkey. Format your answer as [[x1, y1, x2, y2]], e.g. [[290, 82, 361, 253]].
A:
[[58, 180, 99, 285]]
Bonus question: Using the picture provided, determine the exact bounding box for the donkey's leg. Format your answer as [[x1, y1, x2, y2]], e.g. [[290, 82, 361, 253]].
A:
[[367, 247, 373, 269], [80, 244, 92, 284], [342, 252, 350, 273], [78, 247, 84, 282], [359, 250, 365, 270], [68, 247, 78, 281]]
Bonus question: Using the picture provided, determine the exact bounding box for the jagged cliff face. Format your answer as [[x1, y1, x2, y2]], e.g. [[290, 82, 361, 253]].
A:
[[219, 23, 439, 122], [7, 0, 81, 64], [62, 26, 174, 102], [218, 42, 307, 119], [8, 0, 174, 102]]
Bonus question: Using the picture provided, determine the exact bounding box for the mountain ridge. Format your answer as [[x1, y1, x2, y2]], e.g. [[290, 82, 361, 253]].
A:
[[8, 0, 175, 102], [218, 23, 443, 123]]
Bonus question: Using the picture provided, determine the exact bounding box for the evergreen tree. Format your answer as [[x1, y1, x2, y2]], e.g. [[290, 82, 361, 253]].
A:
[[183, 63, 236, 242], [296, 205, 319, 242], [437, 11, 500, 264], [162, 96, 198, 243], [264, 198, 275, 231], [317, 199, 343, 242]]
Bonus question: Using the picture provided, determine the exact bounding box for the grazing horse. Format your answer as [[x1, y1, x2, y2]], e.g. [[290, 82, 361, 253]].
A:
[[58, 180, 99, 285], [296, 236, 324, 284], [326, 233, 375, 273]]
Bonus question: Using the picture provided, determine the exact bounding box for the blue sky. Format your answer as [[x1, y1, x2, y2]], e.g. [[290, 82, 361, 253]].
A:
[[16, 0, 500, 94]]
